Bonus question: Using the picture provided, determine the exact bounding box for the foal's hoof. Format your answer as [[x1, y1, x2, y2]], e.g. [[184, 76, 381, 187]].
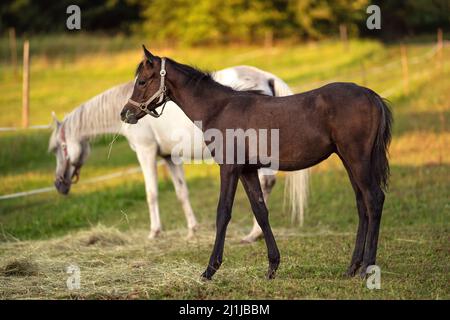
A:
[[359, 265, 369, 279], [266, 268, 277, 280], [148, 229, 162, 240], [345, 263, 361, 277], [201, 271, 212, 281]]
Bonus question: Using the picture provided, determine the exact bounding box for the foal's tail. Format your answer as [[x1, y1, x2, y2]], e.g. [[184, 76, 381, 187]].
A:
[[270, 76, 311, 226], [369, 91, 393, 191]]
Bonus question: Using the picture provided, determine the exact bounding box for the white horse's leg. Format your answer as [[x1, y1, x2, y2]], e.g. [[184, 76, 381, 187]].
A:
[[241, 171, 276, 243], [163, 157, 199, 238], [135, 144, 162, 239]]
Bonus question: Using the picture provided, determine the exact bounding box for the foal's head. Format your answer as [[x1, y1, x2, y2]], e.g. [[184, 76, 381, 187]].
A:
[[48, 113, 90, 195], [121, 46, 167, 124]]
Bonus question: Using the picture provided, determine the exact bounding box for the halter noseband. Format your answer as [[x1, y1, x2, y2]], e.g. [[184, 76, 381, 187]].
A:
[[127, 57, 169, 118]]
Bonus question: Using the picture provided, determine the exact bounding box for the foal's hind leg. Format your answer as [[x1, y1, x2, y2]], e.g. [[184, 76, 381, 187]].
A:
[[240, 169, 280, 279], [241, 172, 276, 243], [342, 159, 384, 278], [360, 182, 384, 277], [338, 155, 368, 277]]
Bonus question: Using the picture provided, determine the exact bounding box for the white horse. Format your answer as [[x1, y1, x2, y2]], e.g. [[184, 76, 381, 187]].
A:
[[49, 65, 309, 242]]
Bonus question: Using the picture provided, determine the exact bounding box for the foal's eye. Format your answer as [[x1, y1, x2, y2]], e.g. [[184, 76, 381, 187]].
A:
[[138, 80, 146, 86]]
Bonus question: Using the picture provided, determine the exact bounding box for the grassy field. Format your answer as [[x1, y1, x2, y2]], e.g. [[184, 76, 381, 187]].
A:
[[0, 35, 448, 299]]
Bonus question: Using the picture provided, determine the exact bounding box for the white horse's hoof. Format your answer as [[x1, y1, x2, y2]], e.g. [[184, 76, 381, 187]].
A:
[[241, 233, 263, 244], [148, 229, 162, 239], [186, 225, 199, 240]]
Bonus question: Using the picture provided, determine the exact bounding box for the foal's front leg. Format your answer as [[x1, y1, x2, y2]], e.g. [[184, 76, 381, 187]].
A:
[[201, 165, 240, 280], [240, 169, 280, 279]]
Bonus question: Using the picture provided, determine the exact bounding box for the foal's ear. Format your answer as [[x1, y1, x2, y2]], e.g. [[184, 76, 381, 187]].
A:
[[142, 45, 154, 64]]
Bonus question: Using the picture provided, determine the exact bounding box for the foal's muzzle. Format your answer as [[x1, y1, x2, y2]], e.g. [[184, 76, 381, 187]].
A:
[[121, 108, 138, 124]]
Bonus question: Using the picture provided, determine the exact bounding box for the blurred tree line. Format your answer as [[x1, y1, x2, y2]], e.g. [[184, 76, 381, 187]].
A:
[[1, 0, 449, 44], [0, 0, 142, 34]]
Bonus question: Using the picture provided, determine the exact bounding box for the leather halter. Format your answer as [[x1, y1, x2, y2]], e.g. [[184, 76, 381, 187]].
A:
[[127, 58, 169, 118], [59, 125, 80, 184], [59, 125, 69, 161]]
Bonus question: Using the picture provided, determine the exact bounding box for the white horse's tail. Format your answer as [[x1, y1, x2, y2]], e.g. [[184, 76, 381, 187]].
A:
[[284, 170, 310, 226], [270, 75, 294, 97], [271, 76, 311, 227]]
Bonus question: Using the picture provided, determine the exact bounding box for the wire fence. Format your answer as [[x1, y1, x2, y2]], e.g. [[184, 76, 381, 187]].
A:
[[0, 124, 50, 132], [0, 43, 446, 200], [0, 166, 142, 200], [292, 44, 440, 97], [0, 43, 442, 132]]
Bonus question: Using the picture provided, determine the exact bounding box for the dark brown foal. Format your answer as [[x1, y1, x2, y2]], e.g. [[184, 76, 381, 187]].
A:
[[121, 47, 392, 280]]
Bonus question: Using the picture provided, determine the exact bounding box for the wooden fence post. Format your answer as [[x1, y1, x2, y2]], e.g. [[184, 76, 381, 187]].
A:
[[339, 24, 349, 51], [400, 44, 409, 95], [9, 28, 18, 77], [360, 61, 367, 86], [437, 28, 443, 70], [22, 40, 30, 128], [264, 30, 274, 48]]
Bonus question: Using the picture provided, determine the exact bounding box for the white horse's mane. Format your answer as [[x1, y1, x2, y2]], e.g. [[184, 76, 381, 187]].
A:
[[49, 81, 134, 150]]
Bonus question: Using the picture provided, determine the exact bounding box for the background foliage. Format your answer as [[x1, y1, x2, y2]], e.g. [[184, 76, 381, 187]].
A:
[[1, 0, 449, 44]]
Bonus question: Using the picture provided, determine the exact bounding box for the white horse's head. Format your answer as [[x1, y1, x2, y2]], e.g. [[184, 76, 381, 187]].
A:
[[48, 112, 91, 195]]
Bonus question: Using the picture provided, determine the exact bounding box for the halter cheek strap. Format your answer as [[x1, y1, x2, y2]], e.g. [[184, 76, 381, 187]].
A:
[[59, 125, 81, 184], [60, 125, 69, 161], [128, 58, 169, 118]]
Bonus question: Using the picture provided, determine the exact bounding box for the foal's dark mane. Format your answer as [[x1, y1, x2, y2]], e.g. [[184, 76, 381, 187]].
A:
[[136, 58, 267, 95], [168, 58, 217, 92], [135, 58, 212, 84]]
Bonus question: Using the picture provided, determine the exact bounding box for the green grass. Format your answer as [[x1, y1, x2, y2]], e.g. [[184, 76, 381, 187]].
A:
[[0, 35, 448, 299]]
